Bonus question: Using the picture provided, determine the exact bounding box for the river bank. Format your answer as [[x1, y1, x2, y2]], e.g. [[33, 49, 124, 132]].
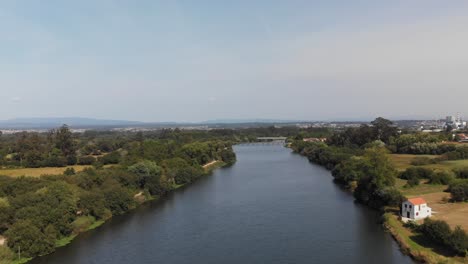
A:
[[383, 212, 467, 264], [28, 144, 412, 264], [290, 143, 467, 264], [7, 160, 231, 264]]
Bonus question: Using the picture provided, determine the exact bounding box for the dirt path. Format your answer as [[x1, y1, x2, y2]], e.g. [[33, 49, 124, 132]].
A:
[[202, 160, 219, 168]]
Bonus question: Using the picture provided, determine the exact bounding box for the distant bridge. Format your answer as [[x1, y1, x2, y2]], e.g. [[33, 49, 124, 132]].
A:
[[256, 137, 287, 141], [238, 137, 287, 146]]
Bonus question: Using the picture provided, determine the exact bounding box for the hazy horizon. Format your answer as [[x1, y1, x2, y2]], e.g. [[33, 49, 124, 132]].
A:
[[2, 1, 468, 122]]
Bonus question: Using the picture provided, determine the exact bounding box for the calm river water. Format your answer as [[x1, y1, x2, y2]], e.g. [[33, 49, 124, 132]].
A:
[[32, 144, 413, 264]]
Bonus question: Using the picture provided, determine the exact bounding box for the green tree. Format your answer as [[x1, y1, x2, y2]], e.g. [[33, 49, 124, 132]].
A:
[[371, 117, 398, 143], [54, 125, 77, 164], [78, 191, 109, 220], [128, 160, 162, 194], [103, 186, 134, 216], [5, 220, 55, 258], [354, 147, 399, 208], [450, 226, 468, 256], [163, 158, 203, 185], [448, 180, 468, 202]]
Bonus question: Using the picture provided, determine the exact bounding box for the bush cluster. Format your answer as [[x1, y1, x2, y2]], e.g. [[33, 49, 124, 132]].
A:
[[418, 218, 468, 256]]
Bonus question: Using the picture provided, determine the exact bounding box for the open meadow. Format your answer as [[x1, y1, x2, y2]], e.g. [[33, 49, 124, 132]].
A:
[[0, 165, 93, 177], [391, 154, 468, 231]]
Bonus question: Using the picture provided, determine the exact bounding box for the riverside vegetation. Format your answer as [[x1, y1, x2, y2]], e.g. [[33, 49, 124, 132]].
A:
[[1, 122, 467, 263], [0, 127, 237, 263], [0, 125, 328, 263], [291, 117, 468, 262]]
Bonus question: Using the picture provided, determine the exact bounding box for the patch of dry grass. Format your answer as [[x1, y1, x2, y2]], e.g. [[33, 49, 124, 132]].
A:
[[389, 154, 438, 171], [390, 154, 468, 172], [0, 165, 92, 177], [400, 183, 448, 196], [398, 182, 468, 231]]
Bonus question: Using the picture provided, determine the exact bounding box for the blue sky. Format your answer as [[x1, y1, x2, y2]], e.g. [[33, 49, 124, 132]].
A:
[[1, 1, 468, 122]]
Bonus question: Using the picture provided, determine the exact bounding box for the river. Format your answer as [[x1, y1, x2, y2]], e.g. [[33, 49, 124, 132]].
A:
[[32, 144, 413, 264]]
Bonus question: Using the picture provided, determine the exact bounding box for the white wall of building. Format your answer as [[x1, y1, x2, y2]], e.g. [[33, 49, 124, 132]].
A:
[[402, 201, 432, 220]]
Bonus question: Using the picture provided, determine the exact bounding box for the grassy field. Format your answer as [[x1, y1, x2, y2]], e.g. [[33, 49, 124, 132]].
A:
[[389, 154, 438, 171], [0, 165, 116, 177], [391, 154, 468, 231], [397, 181, 468, 231], [399, 183, 468, 230], [390, 154, 468, 172]]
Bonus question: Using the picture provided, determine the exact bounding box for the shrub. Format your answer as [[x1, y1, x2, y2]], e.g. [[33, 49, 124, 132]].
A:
[[66, 155, 77, 165], [419, 218, 451, 246], [41, 156, 67, 167], [400, 167, 434, 180], [406, 176, 420, 187], [418, 218, 468, 256], [428, 171, 455, 185], [64, 167, 76, 176], [98, 152, 121, 165], [403, 220, 419, 230], [453, 167, 468, 179], [77, 156, 96, 165], [448, 180, 468, 202], [450, 226, 468, 256]]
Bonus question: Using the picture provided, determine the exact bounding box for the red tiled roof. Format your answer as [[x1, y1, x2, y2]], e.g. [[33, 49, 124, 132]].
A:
[[407, 197, 426, 205]]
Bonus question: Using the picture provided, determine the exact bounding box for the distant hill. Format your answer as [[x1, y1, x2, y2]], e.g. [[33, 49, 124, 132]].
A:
[[0, 117, 145, 129], [201, 119, 307, 124]]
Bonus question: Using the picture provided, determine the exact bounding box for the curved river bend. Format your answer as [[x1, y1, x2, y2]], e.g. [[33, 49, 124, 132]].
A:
[[32, 145, 413, 264]]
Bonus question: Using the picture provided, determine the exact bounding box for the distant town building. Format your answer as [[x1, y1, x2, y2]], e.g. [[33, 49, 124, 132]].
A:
[[444, 114, 466, 130], [401, 198, 432, 221]]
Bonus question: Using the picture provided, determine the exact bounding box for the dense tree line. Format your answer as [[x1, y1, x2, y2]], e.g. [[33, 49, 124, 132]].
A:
[[291, 119, 404, 209], [0, 128, 237, 261], [0, 126, 330, 169], [327, 117, 399, 147], [292, 117, 468, 257]]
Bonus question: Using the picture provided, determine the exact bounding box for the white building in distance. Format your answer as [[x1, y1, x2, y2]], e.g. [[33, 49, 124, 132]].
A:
[[444, 115, 466, 130]]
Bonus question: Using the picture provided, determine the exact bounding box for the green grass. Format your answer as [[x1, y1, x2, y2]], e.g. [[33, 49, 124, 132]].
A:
[[10, 258, 32, 264], [423, 160, 468, 171], [400, 183, 448, 196], [390, 154, 468, 172], [174, 184, 185, 189], [390, 154, 438, 171], [55, 234, 77, 248], [87, 220, 105, 231]]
